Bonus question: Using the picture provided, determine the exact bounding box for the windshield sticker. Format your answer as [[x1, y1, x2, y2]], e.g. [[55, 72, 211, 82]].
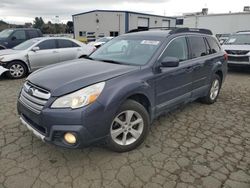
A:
[[141, 40, 160, 45], [228, 38, 236, 43]]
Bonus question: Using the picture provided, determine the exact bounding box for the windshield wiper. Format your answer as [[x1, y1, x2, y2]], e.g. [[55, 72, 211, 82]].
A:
[[98, 59, 123, 65]]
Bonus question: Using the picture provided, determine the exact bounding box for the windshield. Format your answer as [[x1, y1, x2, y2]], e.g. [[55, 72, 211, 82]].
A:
[[224, 34, 250, 45], [0, 29, 13, 39], [13, 38, 41, 50], [89, 38, 162, 66]]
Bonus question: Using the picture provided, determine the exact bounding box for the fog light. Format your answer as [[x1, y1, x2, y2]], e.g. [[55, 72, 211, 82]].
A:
[[64, 132, 77, 144]]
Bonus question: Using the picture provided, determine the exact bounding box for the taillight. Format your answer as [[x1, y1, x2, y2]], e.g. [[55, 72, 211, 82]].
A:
[[224, 53, 228, 61]]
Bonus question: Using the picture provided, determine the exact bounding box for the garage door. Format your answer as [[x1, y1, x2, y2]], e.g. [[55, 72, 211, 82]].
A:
[[162, 20, 170, 28], [138, 17, 149, 28]]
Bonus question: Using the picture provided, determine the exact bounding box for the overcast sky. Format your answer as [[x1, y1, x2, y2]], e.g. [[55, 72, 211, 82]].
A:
[[1, 0, 249, 24]]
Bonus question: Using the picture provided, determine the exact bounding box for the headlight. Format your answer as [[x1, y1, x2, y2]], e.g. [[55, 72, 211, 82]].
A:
[[0, 57, 4, 61], [51, 82, 105, 109]]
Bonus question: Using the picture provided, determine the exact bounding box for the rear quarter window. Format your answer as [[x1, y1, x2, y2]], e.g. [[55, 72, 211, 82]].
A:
[[206, 37, 221, 54]]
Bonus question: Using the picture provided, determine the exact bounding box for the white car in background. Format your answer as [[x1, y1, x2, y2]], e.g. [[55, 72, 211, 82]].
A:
[[88, 37, 113, 48], [222, 31, 250, 67], [0, 37, 96, 79]]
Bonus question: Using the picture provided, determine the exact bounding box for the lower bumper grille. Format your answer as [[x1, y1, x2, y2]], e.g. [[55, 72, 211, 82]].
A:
[[228, 56, 249, 62]]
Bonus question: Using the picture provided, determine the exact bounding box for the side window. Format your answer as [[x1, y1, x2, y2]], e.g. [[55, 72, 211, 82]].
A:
[[12, 31, 26, 40], [188, 36, 208, 58], [206, 37, 221, 54], [58, 39, 74, 48], [37, 39, 56, 50], [72, 41, 80, 47], [27, 30, 39, 38], [161, 37, 188, 61]]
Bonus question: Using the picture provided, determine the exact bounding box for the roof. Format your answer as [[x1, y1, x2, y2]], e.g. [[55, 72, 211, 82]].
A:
[[178, 11, 250, 18], [72, 10, 175, 19], [4, 28, 40, 31]]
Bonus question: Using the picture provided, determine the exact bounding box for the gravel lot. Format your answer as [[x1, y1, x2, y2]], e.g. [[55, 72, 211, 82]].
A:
[[0, 69, 250, 188]]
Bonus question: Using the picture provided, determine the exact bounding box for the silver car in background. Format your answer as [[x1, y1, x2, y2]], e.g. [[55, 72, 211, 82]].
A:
[[0, 37, 96, 78], [222, 31, 250, 67]]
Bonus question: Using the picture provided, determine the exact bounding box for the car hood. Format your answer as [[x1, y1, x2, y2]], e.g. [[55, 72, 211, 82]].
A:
[[0, 49, 20, 56], [222, 44, 250, 51], [27, 59, 139, 96]]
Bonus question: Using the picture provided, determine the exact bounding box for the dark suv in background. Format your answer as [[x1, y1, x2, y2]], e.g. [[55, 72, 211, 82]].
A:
[[0, 28, 42, 49], [17, 28, 228, 152]]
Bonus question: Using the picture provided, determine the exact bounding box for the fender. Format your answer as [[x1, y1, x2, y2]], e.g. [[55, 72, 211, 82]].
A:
[[98, 74, 155, 121]]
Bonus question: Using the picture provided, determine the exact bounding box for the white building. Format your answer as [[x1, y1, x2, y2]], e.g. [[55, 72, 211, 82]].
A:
[[72, 10, 176, 42], [176, 8, 250, 36]]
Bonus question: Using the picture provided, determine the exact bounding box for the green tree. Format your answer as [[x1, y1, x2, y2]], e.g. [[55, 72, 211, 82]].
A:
[[33, 17, 44, 30]]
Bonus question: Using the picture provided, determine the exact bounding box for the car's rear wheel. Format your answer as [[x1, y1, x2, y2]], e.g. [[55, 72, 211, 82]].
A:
[[201, 74, 221, 104], [6, 61, 27, 79], [107, 100, 150, 152]]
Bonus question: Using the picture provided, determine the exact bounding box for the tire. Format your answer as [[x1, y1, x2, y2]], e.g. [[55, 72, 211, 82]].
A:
[[201, 74, 222, 104], [6, 61, 28, 79], [107, 100, 150, 152]]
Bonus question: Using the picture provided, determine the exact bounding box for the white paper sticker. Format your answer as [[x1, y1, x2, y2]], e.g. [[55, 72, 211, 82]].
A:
[[141, 40, 160, 45]]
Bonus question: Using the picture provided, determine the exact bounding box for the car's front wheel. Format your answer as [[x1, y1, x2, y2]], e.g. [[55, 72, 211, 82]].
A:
[[107, 100, 150, 152], [6, 61, 27, 79]]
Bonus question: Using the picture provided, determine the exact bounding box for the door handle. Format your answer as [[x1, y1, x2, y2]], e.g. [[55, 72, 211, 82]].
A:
[[185, 66, 193, 72], [193, 64, 202, 70], [52, 51, 59, 53], [77, 49, 81, 51]]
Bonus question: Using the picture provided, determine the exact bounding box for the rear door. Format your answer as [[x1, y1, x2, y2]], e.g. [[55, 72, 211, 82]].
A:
[[187, 35, 214, 98], [28, 39, 60, 70], [56, 39, 79, 62], [155, 36, 194, 114]]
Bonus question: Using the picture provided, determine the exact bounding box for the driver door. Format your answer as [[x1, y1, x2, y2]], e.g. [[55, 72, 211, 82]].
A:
[[154, 37, 194, 114], [28, 39, 60, 71]]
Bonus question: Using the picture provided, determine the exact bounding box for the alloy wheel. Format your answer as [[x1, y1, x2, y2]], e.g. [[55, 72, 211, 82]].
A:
[[110, 110, 144, 146], [9, 64, 24, 78], [210, 79, 220, 100]]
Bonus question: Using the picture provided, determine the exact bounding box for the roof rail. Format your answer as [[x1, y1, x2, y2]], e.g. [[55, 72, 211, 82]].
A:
[[127, 27, 176, 33], [127, 27, 213, 35], [236, 30, 250, 33]]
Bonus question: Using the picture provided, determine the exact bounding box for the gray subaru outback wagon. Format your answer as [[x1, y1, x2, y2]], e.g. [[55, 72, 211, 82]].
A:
[[17, 28, 227, 152]]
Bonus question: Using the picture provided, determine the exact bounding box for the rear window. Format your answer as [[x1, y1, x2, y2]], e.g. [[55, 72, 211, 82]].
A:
[[206, 37, 220, 54], [27, 30, 39, 38], [188, 36, 207, 58], [57, 39, 79, 48]]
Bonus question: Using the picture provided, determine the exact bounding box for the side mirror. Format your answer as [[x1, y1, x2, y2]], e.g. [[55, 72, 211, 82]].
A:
[[160, 57, 180, 68], [11, 36, 16, 41], [31, 46, 40, 52], [219, 40, 224, 45]]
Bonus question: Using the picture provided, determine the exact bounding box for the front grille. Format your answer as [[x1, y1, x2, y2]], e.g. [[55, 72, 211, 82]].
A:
[[225, 50, 249, 55], [228, 56, 249, 62], [19, 82, 50, 114]]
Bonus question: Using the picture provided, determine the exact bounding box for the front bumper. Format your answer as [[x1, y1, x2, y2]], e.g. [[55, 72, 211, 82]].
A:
[[17, 98, 114, 148], [0, 65, 8, 76], [228, 55, 250, 66]]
